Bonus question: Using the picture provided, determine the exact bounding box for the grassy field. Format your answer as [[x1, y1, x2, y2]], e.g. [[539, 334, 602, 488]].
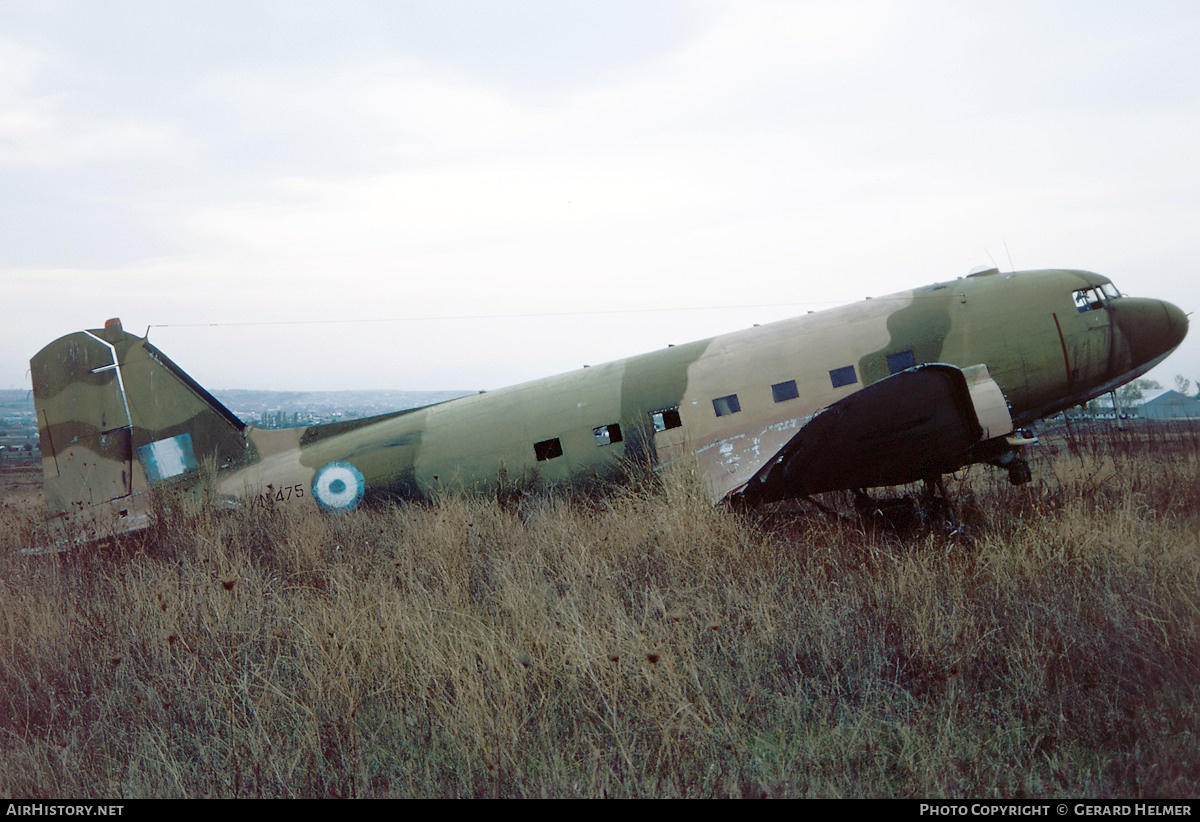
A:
[[0, 422, 1197, 798]]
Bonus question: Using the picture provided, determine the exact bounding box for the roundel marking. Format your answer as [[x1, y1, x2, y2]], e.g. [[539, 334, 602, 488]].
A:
[[312, 461, 365, 511]]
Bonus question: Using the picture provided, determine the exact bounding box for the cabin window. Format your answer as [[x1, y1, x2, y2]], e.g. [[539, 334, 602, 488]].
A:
[[534, 438, 563, 461], [650, 407, 682, 432], [830, 365, 857, 388], [712, 394, 741, 417], [887, 350, 916, 374], [772, 380, 799, 403], [593, 423, 623, 446]]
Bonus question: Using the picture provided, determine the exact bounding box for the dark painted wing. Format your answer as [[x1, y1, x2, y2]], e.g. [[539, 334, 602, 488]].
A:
[[738, 364, 994, 503]]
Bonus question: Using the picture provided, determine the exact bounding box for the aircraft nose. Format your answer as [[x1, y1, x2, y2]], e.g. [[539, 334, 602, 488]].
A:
[[1111, 297, 1189, 367], [1163, 299, 1189, 345]]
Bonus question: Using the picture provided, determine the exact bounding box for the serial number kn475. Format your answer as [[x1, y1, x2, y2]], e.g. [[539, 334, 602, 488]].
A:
[[252, 483, 306, 508]]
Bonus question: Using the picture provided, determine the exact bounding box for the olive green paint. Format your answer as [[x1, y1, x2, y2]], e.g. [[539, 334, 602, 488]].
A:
[[30, 269, 1188, 543], [858, 282, 955, 385]]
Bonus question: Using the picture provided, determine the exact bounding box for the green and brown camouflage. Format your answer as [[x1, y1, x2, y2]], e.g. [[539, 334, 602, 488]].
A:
[[30, 268, 1188, 542]]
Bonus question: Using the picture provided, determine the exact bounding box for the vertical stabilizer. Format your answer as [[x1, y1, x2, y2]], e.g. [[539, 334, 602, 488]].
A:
[[31, 319, 250, 542]]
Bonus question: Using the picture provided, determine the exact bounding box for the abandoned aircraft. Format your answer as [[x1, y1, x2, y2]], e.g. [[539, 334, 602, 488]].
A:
[[30, 268, 1188, 542]]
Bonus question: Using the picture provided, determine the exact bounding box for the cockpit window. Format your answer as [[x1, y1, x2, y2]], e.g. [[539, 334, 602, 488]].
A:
[[1074, 283, 1119, 312]]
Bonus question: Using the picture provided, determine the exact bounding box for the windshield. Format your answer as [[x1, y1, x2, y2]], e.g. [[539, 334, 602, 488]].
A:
[[1073, 282, 1120, 312]]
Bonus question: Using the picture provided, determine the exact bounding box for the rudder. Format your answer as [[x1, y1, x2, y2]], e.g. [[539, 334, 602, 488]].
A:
[[31, 318, 250, 542]]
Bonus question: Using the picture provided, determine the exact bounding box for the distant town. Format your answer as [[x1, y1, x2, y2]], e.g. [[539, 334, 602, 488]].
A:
[[211, 388, 475, 429]]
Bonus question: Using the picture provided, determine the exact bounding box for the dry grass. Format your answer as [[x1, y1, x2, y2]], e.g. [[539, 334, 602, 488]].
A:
[[0, 423, 1197, 797]]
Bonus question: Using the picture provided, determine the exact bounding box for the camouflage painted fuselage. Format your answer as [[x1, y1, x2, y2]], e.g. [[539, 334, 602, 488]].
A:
[[31, 268, 1188, 540]]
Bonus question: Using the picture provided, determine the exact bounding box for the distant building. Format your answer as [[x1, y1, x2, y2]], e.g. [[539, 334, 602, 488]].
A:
[[1091, 389, 1200, 419]]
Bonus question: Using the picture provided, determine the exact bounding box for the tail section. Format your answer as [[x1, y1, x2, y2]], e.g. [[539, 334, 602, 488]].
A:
[[31, 319, 250, 542]]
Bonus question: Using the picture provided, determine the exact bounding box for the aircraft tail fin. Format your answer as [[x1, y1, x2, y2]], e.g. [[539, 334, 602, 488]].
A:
[[31, 319, 250, 542]]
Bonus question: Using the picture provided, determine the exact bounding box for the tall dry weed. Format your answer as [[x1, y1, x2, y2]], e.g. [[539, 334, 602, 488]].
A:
[[0, 424, 1196, 797]]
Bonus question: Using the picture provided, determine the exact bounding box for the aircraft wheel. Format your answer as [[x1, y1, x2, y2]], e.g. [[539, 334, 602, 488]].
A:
[[1007, 459, 1032, 486]]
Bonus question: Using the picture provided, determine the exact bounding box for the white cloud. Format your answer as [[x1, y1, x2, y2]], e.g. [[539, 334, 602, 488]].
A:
[[4, 1, 1200, 391], [0, 35, 177, 167]]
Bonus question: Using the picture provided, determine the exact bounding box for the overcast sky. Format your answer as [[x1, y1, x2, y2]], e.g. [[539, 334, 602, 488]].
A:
[[4, 0, 1199, 394]]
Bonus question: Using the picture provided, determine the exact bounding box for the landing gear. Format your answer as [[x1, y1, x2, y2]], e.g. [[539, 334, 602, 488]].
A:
[[991, 449, 1032, 486], [852, 488, 921, 535], [921, 476, 958, 529], [921, 475, 972, 542], [1007, 457, 1032, 486], [837, 434, 1039, 542], [849, 475, 971, 543], [988, 429, 1038, 486]]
